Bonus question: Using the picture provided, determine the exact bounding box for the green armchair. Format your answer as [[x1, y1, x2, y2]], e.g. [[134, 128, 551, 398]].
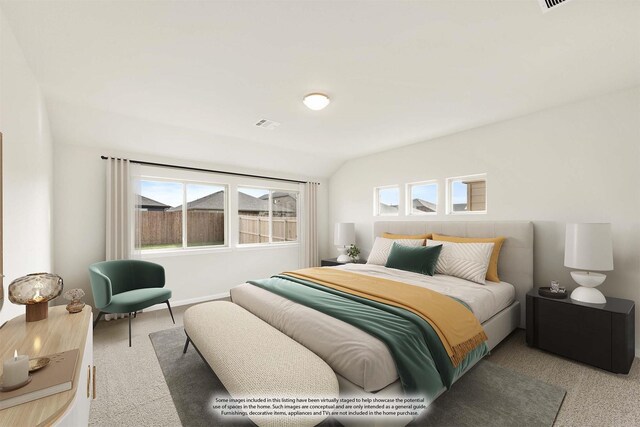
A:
[[89, 260, 174, 346]]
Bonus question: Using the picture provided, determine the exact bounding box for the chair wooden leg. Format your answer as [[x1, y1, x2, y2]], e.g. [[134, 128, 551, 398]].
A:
[[93, 312, 104, 329], [183, 337, 190, 354], [165, 300, 175, 324], [128, 313, 132, 347]]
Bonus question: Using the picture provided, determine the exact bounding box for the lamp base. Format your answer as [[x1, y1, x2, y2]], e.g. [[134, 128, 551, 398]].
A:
[[26, 302, 48, 322], [570, 287, 607, 304], [570, 271, 607, 304], [336, 247, 350, 263], [336, 254, 351, 263]]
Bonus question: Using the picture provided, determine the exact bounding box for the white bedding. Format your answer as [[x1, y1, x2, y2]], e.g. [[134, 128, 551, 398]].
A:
[[231, 264, 516, 392], [334, 263, 515, 323]]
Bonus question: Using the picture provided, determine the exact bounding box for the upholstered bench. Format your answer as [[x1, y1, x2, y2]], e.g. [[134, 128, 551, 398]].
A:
[[183, 301, 339, 427]]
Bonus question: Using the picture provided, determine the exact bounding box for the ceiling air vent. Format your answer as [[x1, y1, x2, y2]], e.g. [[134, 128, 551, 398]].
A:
[[538, 0, 573, 12], [255, 119, 281, 130]]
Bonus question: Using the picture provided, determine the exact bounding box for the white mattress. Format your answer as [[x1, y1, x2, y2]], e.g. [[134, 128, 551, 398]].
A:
[[336, 264, 515, 323]]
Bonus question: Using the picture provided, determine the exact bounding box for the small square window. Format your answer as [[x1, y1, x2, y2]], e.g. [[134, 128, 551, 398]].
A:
[[407, 181, 438, 215], [374, 186, 400, 216], [447, 174, 487, 214]]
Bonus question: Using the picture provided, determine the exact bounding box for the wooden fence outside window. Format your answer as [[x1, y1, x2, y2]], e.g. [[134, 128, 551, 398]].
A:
[[136, 211, 297, 248]]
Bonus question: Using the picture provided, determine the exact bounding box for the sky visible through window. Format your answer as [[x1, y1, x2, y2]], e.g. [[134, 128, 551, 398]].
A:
[[140, 181, 223, 207], [411, 184, 437, 203], [187, 184, 224, 202], [451, 181, 468, 204], [378, 187, 399, 206]]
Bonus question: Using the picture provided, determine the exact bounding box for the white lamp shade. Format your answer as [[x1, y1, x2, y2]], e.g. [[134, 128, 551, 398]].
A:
[[564, 223, 613, 271], [334, 223, 355, 246]]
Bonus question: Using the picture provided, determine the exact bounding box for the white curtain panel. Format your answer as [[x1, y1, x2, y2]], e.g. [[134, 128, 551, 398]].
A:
[[130, 163, 142, 260], [106, 158, 132, 260], [104, 158, 140, 320], [299, 182, 320, 268]]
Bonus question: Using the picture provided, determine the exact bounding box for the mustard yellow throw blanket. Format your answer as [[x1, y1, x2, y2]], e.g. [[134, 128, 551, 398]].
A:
[[285, 268, 487, 367]]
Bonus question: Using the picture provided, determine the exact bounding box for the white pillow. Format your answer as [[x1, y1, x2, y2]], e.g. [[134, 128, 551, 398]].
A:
[[426, 239, 494, 285], [367, 237, 424, 266]]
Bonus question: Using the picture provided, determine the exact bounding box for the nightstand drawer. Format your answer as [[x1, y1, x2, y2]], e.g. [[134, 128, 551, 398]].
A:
[[536, 300, 612, 369]]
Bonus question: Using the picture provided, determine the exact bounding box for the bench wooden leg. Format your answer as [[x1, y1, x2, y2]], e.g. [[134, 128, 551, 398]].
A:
[[128, 313, 132, 347], [183, 336, 190, 354]]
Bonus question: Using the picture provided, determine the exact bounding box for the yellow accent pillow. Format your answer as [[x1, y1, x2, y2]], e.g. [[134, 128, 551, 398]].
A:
[[383, 232, 432, 245], [431, 233, 506, 283]]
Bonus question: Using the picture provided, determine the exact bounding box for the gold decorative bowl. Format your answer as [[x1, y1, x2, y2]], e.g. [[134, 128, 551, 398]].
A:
[[29, 357, 50, 373]]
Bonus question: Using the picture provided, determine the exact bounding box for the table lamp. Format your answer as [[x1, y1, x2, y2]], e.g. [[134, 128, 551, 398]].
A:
[[8, 273, 63, 322], [334, 223, 355, 263], [564, 223, 613, 304]]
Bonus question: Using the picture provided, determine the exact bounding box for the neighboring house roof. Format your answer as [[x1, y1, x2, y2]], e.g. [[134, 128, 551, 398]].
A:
[[259, 192, 297, 213], [259, 191, 297, 200], [137, 195, 170, 209], [167, 190, 295, 213], [238, 191, 269, 212], [167, 190, 227, 212], [379, 203, 399, 214], [412, 198, 436, 213], [453, 203, 468, 211]]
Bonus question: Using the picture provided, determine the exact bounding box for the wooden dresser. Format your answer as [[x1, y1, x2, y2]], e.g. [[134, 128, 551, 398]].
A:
[[0, 306, 94, 426]]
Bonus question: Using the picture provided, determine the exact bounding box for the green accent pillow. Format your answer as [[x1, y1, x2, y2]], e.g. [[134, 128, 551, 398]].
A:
[[385, 242, 442, 276]]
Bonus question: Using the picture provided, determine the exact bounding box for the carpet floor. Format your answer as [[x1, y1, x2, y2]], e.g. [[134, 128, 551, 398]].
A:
[[90, 304, 640, 426], [150, 326, 565, 427]]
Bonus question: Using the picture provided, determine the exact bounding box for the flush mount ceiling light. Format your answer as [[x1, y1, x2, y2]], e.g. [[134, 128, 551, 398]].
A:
[[303, 93, 330, 111]]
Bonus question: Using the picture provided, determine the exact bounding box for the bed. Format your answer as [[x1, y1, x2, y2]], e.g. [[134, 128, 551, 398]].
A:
[[229, 220, 533, 422]]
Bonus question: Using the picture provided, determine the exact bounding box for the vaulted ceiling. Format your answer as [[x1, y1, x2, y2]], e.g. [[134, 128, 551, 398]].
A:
[[2, 0, 639, 177]]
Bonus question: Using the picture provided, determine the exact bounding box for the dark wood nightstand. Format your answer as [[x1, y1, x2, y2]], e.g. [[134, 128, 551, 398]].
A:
[[321, 258, 367, 267], [526, 289, 635, 374]]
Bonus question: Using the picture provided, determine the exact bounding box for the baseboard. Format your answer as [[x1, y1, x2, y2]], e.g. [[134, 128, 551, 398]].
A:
[[144, 292, 230, 312]]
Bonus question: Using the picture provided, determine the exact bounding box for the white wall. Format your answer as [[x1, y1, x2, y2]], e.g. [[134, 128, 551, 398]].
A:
[[0, 10, 54, 324], [53, 143, 329, 308], [329, 87, 640, 349]]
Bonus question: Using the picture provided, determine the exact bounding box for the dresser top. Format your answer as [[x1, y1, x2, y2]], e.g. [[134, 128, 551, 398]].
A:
[[528, 289, 634, 314], [0, 305, 91, 425]]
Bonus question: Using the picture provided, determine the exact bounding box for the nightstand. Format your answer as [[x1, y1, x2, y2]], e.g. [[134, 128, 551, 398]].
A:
[[320, 258, 367, 267], [526, 289, 635, 374]]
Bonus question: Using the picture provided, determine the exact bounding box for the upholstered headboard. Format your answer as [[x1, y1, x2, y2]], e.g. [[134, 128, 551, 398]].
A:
[[373, 221, 534, 328]]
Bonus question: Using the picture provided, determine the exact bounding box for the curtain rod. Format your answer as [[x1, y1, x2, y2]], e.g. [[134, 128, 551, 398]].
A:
[[100, 156, 318, 185]]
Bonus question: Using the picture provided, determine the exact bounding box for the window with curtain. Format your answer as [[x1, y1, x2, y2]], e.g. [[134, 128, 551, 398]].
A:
[[135, 180, 227, 251]]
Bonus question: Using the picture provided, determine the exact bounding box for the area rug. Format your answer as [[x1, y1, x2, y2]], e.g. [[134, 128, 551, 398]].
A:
[[150, 327, 565, 427]]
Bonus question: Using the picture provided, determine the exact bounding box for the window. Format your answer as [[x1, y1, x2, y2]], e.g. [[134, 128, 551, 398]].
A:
[[136, 180, 227, 251], [238, 187, 298, 244], [374, 186, 400, 216], [407, 181, 438, 215], [447, 174, 487, 214]]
